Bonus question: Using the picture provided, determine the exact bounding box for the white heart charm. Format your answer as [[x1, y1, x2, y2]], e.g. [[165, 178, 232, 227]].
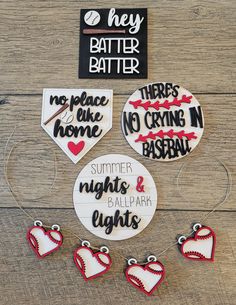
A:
[[27, 226, 63, 258], [74, 246, 112, 280], [126, 261, 165, 296], [181, 226, 216, 261]]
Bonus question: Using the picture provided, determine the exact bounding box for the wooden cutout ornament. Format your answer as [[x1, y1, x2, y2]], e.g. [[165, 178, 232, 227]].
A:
[[73, 154, 157, 241], [178, 224, 216, 261], [125, 256, 165, 296], [121, 82, 204, 161], [79, 8, 148, 79], [74, 241, 112, 280], [41, 88, 113, 163], [26, 221, 63, 258]]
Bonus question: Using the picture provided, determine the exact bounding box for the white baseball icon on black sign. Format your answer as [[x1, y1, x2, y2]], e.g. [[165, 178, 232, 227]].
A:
[[84, 10, 101, 26]]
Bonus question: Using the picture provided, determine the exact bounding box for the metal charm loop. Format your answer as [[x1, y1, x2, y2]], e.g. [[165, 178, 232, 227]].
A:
[[178, 235, 187, 245], [128, 258, 137, 266], [51, 224, 60, 231], [147, 255, 157, 262], [193, 223, 202, 232], [82, 240, 91, 247], [34, 220, 43, 227], [100, 246, 109, 254]]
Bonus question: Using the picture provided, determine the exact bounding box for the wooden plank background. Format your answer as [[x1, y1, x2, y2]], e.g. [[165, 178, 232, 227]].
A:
[[0, 1, 235, 305]]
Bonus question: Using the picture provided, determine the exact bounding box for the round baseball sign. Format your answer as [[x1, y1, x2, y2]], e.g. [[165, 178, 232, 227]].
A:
[[73, 154, 157, 241], [121, 82, 204, 161]]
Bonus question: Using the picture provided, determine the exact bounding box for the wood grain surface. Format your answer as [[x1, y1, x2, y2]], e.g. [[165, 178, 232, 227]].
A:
[[0, 1, 235, 305], [0, 0, 235, 94]]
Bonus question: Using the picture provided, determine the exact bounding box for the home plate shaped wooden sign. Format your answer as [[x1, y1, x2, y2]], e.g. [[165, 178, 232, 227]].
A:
[[41, 88, 113, 163]]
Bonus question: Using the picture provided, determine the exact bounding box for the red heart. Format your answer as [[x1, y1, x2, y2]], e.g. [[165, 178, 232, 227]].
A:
[[27, 226, 63, 258], [74, 246, 112, 281], [126, 261, 165, 296], [181, 226, 216, 261], [68, 141, 85, 156]]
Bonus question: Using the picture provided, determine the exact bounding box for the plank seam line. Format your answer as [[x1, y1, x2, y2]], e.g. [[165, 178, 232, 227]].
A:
[[0, 207, 235, 212], [0, 93, 236, 97]]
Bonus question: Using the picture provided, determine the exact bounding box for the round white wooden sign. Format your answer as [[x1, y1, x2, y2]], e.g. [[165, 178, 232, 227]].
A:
[[73, 154, 157, 241], [121, 82, 204, 161]]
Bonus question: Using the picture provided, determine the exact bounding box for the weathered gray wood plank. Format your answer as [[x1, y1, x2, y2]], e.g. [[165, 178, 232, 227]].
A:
[[0, 94, 235, 210], [0, 208, 235, 305], [0, 0, 235, 94]]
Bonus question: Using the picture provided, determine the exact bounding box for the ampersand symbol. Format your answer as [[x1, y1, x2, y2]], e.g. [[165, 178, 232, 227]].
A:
[[136, 176, 145, 192]]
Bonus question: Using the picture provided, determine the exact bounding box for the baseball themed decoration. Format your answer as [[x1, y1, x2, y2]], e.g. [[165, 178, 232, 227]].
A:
[[73, 154, 157, 241], [41, 88, 113, 163], [125, 256, 165, 296], [84, 10, 101, 26], [121, 82, 204, 161], [178, 224, 216, 261], [79, 8, 148, 78], [26, 221, 63, 258], [74, 241, 112, 281]]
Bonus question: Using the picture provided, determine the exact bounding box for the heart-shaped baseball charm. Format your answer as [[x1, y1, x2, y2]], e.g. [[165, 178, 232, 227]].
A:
[[27, 223, 63, 258], [68, 141, 85, 156], [125, 258, 165, 296], [74, 244, 112, 280], [180, 225, 216, 261]]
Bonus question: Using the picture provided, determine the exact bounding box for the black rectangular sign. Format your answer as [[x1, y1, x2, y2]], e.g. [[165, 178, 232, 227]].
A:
[[79, 8, 148, 79]]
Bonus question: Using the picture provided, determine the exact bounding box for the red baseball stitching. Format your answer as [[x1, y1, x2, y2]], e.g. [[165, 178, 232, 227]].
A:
[[196, 232, 214, 240], [29, 233, 40, 252], [128, 274, 145, 290], [135, 129, 197, 143], [75, 253, 86, 273], [184, 251, 207, 259], [146, 266, 164, 275], [129, 95, 192, 111]]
